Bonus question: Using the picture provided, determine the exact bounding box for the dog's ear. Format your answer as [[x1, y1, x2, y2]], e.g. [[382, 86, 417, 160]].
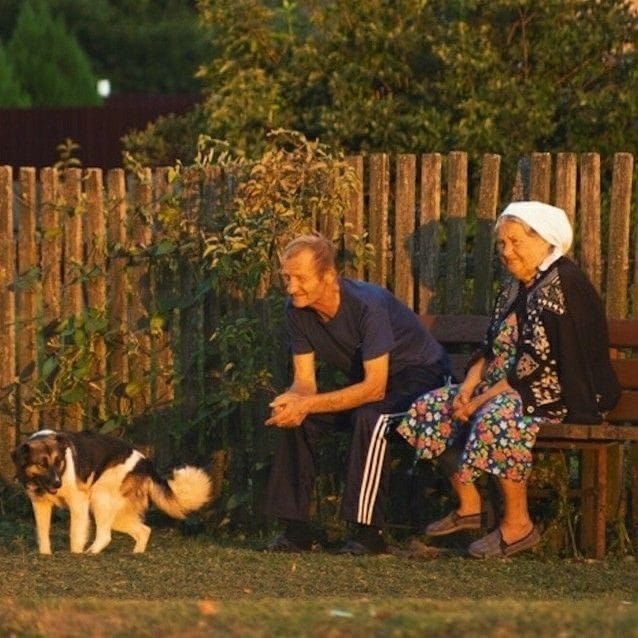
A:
[[11, 442, 30, 467], [55, 433, 70, 452]]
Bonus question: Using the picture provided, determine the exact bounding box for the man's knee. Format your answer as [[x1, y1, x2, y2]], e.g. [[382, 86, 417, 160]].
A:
[[351, 406, 388, 433]]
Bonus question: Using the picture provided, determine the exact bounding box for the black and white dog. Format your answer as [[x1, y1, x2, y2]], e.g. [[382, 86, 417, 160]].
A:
[[12, 429, 211, 554]]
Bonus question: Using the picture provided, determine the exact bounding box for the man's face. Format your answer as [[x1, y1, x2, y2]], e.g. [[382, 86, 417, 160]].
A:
[[280, 249, 333, 310]]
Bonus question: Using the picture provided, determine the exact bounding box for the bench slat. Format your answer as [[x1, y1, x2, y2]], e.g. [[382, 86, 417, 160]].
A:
[[606, 391, 638, 423], [608, 319, 638, 347], [538, 422, 638, 441], [612, 360, 638, 390], [422, 314, 488, 343]]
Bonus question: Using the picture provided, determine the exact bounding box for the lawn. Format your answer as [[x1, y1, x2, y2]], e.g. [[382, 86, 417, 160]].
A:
[[0, 516, 636, 637]]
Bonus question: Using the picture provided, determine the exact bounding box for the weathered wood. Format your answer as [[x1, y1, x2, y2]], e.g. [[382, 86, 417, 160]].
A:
[[344, 156, 364, 279], [40, 168, 62, 333], [368, 154, 389, 286], [606, 153, 633, 320], [85, 169, 107, 423], [106, 169, 129, 421], [394, 154, 416, 308], [129, 170, 153, 415], [530, 152, 552, 202], [538, 423, 638, 442], [579, 153, 602, 292], [0, 166, 16, 479], [511, 156, 530, 201], [17, 168, 39, 432], [608, 318, 638, 346], [421, 314, 490, 343], [612, 360, 638, 389], [179, 168, 203, 425], [605, 154, 634, 533], [555, 153, 577, 228], [151, 167, 176, 410], [418, 153, 442, 313], [445, 152, 468, 314], [61, 168, 83, 431], [62, 168, 83, 320], [473, 154, 501, 314], [39, 168, 61, 428]]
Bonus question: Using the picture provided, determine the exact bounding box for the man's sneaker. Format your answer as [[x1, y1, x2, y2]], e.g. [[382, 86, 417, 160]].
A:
[[335, 525, 389, 555], [262, 533, 312, 553]]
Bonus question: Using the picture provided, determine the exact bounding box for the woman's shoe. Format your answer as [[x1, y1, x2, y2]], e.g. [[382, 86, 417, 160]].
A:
[[425, 510, 482, 536], [468, 526, 541, 558]]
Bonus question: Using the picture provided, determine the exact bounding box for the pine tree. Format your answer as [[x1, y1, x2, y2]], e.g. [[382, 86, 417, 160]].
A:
[[0, 41, 30, 107], [7, 0, 100, 107]]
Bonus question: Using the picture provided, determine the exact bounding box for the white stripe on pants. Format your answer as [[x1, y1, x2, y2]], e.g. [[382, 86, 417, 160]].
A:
[[356, 414, 389, 525]]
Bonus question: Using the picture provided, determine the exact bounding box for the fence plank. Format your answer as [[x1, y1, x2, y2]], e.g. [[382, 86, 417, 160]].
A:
[[0, 166, 16, 479], [129, 170, 153, 416], [61, 168, 83, 430], [445, 152, 468, 313], [579, 153, 602, 291], [85, 169, 107, 423], [40, 168, 61, 428], [368, 154, 389, 286], [17, 168, 39, 433], [152, 167, 176, 411], [606, 154, 633, 320], [394, 154, 416, 308], [473, 154, 501, 314], [106, 169, 129, 422], [530, 152, 552, 202], [555, 153, 577, 228], [344, 156, 364, 279], [418, 154, 442, 313], [179, 168, 203, 426]]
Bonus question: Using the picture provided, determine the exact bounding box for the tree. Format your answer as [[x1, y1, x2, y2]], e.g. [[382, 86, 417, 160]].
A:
[[6, 0, 101, 107], [0, 42, 30, 107], [46, 0, 210, 94], [125, 0, 638, 165]]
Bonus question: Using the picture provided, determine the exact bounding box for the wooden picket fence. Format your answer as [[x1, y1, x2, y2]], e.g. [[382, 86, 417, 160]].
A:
[[0, 152, 636, 485]]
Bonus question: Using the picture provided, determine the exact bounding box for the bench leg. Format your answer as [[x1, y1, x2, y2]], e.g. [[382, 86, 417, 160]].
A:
[[580, 445, 608, 560], [593, 445, 607, 560]]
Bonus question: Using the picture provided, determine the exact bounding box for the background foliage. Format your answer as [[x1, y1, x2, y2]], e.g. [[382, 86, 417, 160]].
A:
[[0, 0, 207, 102], [4, 0, 101, 107], [125, 0, 638, 168]]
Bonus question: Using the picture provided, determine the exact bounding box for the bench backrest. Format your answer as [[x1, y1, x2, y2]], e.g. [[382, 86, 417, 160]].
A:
[[420, 314, 638, 425]]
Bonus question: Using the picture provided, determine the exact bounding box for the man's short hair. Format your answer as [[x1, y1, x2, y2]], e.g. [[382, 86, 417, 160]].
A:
[[282, 233, 337, 275]]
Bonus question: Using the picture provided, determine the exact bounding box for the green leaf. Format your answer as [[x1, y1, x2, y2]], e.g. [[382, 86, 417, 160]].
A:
[[60, 386, 86, 403], [41, 357, 58, 380]]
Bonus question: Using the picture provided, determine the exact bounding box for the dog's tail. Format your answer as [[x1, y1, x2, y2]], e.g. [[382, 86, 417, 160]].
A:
[[147, 465, 212, 519]]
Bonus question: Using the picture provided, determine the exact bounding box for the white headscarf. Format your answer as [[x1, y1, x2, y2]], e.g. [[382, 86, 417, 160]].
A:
[[499, 201, 573, 271]]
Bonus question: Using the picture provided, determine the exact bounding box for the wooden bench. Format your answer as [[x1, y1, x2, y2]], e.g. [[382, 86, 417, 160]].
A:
[[420, 314, 638, 559]]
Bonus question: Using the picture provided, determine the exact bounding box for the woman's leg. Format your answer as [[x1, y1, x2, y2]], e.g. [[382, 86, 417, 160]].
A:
[[450, 474, 482, 516], [497, 477, 534, 543]]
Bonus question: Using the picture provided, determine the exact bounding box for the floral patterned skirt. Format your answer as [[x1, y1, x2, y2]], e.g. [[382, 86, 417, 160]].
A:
[[396, 383, 545, 483]]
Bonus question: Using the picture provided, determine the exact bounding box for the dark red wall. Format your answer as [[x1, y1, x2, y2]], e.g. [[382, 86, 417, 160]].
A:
[[0, 94, 200, 169]]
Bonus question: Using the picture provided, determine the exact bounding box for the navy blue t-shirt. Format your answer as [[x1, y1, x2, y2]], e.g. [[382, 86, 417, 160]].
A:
[[286, 278, 445, 383]]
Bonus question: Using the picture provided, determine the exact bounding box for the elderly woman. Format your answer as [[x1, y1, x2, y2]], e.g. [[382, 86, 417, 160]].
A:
[[397, 201, 620, 557]]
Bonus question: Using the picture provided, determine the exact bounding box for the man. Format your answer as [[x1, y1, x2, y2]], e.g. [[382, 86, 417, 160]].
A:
[[263, 233, 449, 554]]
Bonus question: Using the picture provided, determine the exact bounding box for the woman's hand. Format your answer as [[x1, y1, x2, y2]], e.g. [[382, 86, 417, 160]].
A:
[[454, 378, 515, 422]]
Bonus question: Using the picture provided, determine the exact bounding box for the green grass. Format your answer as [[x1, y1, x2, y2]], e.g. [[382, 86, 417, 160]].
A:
[[0, 518, 636, 637]]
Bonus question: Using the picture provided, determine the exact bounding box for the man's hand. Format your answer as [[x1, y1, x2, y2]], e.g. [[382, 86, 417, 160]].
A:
[[265, 392, 310, 428]]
